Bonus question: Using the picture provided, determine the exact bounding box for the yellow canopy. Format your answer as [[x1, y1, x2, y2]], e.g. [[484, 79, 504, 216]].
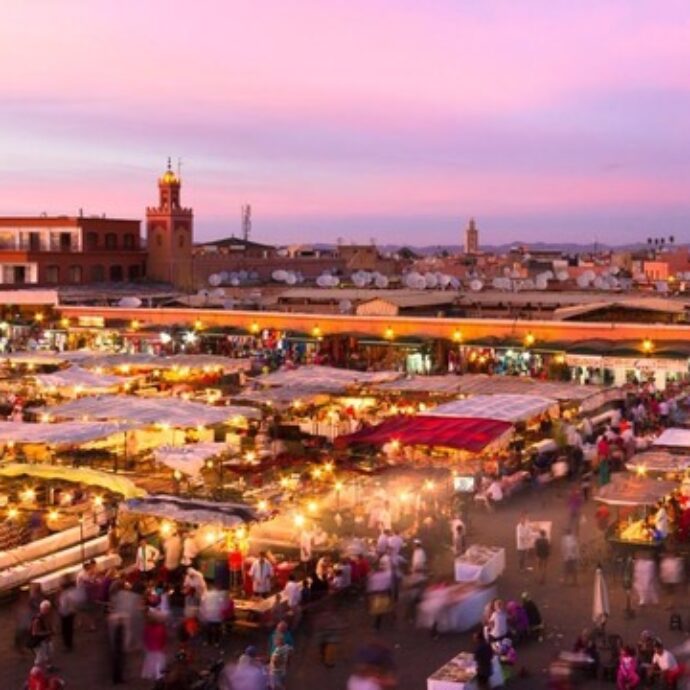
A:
[[0, 463, 147, 499]]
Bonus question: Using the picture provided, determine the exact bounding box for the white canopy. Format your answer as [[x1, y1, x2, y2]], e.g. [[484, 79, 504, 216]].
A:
[[39, 395, 260, 427], [36, 366, 126, 393], [426, 394, 557, 423], [257, 365, 399, 393], [0, 420, 134, 445], [121, 494, 257, 528], [654, 428, 690, 449], [154, 442, 228, 477], [58, 352, 251, 373], [626, 451, 690, 474], [1, 352, 65, 366], [374, 376, 466, 395]]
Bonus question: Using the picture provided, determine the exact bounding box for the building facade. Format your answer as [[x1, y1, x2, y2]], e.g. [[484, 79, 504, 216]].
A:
[[0, 216, 145, 286]]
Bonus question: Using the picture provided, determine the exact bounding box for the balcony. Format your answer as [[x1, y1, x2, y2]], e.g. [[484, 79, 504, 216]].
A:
[[0, 239, 78, 252]]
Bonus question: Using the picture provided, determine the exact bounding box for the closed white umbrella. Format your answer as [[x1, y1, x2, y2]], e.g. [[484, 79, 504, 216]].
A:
[[593, 565, 610, 628]]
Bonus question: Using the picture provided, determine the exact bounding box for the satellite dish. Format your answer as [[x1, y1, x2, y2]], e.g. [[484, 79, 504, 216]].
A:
[[219, 271, 229, 281], [285, 273, 297, 285], [230, 277, 240, 287], [425, 273, 438, 289], [210, 288, 225, 298], [353, 275, 367, 288], [576, 274, 590, 288], [339, 299, 353, 314], [316, 275, 330, 287], [556, 270, 569, 282], [208, 274, 221, 287], [449, 277, 461, 290], [118, 296, 142, 308], [469, 279, 483, 292], [609, 266, 620, 276], [439, 274, 452, 288], [375, 275, 389, 288]]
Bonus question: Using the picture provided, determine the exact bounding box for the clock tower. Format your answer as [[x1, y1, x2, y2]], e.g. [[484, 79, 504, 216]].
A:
[[146, 159, 194, 289]]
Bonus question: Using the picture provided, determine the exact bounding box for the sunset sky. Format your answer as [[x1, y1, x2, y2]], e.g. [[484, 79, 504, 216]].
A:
[[1, 1, 690, 245]]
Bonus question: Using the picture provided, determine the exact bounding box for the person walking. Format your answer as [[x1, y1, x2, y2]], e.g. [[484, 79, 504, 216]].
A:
[[29, 600, 55, 669], [516, 514, 532, 572], [534, 530, 551, 584], [561, 529, 579, 586]]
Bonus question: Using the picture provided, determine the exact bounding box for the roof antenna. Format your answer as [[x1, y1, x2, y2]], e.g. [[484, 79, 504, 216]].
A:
[[177, 157, 182, 179], [167, 156, 172, 171]]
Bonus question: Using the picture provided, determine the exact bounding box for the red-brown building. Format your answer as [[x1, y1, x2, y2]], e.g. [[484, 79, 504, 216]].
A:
[[0, 215, 146, 286]]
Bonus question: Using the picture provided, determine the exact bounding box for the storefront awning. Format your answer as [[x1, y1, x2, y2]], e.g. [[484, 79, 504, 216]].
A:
[[337, 415, 512, 453]]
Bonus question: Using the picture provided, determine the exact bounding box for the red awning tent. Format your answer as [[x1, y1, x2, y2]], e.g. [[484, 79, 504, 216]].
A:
[[336, 415, 512, 453]]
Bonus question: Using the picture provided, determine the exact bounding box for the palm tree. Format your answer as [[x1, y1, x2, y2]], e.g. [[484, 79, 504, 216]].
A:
[[669, 235, 675, 245], [647, 237, 653, 246]]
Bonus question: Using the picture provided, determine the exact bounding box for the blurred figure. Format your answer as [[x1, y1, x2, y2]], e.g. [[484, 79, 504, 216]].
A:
[[141, 597, 167, 681], [30, 600, 54, 669], [633, 554, 659, 606], [411, 540, 427, 574], [347, 642, 397, 690], [57, 576, 78, 651], [473, 631, 494, 690], [268, 632, 292, 690], [219, 646, 267, 690]]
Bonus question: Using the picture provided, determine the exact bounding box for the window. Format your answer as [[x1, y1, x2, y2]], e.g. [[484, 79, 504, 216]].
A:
[[178, 233, 185, 248], [90, 265, 105, 282], [105, 233, 117, 250], [45, 265, 60, 284], [59, 232, 72, 251], [123, 233, 136, 249], [86, 232, 98, 249], [128, 265, 140, 281], [109, 265, 123, 282], [156, 233, 163, 247], [68, 265, 82, 284]]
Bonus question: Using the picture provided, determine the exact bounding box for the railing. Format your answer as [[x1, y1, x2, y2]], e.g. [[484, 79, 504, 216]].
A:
[[0, 240, 79, 252]]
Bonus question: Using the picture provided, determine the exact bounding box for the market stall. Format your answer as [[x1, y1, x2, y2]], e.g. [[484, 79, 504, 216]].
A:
[[654, 428, 690, 450], [153, 442, 230, 478], [596, 475, 677, 549], [338, 416, 513, 453], [426, 394, 558, 423], [454, 545, 505, 585], [626, 451, 690, 477], [35, 366, 130, 397]]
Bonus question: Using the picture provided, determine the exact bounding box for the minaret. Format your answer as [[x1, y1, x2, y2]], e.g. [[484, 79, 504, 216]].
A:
[[145, 159, 194, 289], [464, 218, 479, 255]]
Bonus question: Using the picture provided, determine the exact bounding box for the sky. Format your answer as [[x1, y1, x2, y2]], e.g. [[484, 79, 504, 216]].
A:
[[1, 1, 690, 246]]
